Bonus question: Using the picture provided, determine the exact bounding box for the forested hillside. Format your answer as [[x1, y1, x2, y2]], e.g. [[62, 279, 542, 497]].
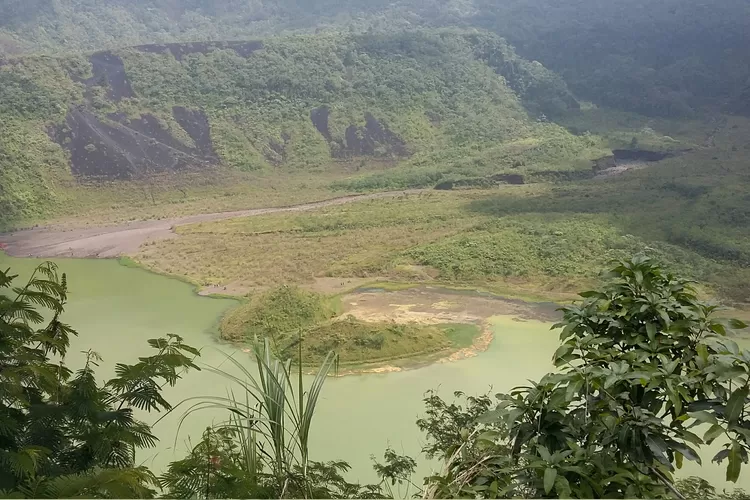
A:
[[4, 2, 750, 498], [2, 0, 749, 117], [0, 30, 596, 228]]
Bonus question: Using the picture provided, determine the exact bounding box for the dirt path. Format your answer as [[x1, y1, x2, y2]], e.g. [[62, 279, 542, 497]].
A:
[[0, 190, 422, 258]]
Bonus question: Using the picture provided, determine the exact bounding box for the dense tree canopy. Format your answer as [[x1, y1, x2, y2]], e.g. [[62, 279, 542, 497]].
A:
[[0, 29, 594, 229], [2, 0, 748, 117], [418, 256, 750, 498]]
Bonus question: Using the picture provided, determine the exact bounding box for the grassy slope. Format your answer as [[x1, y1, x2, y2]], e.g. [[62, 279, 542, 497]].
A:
[[0, 30, 596, 231], [3, 0, 747, 120], [135, 110, 750, 304]]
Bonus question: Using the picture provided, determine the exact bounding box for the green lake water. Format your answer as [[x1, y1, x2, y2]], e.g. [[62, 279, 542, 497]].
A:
[[0, 254, 746, 492]]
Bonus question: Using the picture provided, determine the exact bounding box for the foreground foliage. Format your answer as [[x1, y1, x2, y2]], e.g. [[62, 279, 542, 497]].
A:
[[0, 262, 412, 498], [0, 262, 199, 497], [160, 338, 417, 498], [4, 257, 750, 498], [419, 256, 750, 498]]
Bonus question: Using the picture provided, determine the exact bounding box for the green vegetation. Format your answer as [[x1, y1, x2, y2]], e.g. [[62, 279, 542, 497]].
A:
[[465, 115, 750, 302], [3, 0, 747, 119], [4, 1, 750, 497], [418, 257, 750, 498], [5, 258, 750, 498], [441, 323, 480, 348], [296, 317, 455, 366], [0, 261, 412, 498], [138, 191, 476, 291], [136, 151, 747, 302], [160, 339, 384, 499], [0, 262, 200, 497], [219, 286, 336, 344], [218, 285, 476, 366], [0, 29, 596, 230]]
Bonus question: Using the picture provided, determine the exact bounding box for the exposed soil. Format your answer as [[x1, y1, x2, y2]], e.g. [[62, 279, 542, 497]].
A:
[[341, 286, 559, 325], [310, 107, 333, 141], [37, 41, 416, 183], [0, 190, 424, 259], [49, 42, 262, 181], [172, 106, 217, 157], [52, 42, 409, 182], [330, 286, 561, 374], [304, 277, 390, 295], [86, 51, 134, 101]]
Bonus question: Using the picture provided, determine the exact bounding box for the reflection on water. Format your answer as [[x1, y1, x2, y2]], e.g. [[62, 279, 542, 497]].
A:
[[0, 254, 747, 491]]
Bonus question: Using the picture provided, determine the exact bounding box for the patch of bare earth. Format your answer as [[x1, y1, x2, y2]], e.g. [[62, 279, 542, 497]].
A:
[[198, 283, 250, 296], [342, 286, 557, 324], [338, 286, 559, 370]]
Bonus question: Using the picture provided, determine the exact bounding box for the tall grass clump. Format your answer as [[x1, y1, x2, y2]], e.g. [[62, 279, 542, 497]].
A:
[[160, 339, 395, 498]]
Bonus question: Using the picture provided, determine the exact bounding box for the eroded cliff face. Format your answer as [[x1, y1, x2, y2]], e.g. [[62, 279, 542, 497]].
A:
[[310, 107, 408, 160], [47, 43, 264, 179], [46, 41, 413, 180]]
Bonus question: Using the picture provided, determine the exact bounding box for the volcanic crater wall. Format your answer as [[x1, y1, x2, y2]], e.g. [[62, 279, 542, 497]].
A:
[[52, 39, 411, 180], [53, 41, 266, 180]]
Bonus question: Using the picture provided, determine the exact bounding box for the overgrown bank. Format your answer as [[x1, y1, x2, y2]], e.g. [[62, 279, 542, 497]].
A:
[[218, 285, 482, 367], [5, 257, 750, 498]]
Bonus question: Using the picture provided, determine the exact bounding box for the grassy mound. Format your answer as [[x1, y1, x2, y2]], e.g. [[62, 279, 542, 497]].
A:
[[219, 286, 335, 344], [289, 317, 468, 366], [219, 285, 479, 366]]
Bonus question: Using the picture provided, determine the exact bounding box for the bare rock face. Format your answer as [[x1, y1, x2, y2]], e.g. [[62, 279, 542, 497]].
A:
[[52, 108, 216, 179], [85, 51, 135, 102], [47, 42, 266, 180], [47, 40, 412, 181], [612, 149, 674, 162], [172, 106, 217, 158], [310, 107, 409, 159]]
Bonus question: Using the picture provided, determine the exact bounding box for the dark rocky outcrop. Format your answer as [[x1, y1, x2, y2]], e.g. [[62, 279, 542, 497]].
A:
[[52, 108, 216, 179], [52, 45, 223, 180], [593, 149, 683, 172], [310, 107, 332, 141], [132, 40, 263, 60], [172, 106, 216, 158], [85, 51, 134, 102], [612, 149, 674, 162], [311, 108, 409, 159]]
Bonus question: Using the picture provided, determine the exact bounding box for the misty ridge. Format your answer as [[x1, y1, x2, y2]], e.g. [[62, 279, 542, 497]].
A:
[[4, 1, 750, 500], [1, 0, 749, 117]]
